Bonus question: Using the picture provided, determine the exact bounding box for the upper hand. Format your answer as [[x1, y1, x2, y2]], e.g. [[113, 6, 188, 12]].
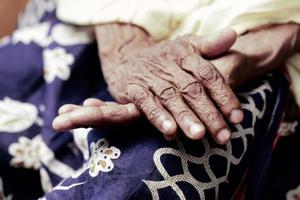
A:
[[53, 24, 300, 144], [102, 29, 244, 144]]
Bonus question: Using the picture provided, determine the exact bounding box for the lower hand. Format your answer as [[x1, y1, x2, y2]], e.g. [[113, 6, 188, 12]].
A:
[[53, 24, 300, 143], [52, 98, 141, 130]]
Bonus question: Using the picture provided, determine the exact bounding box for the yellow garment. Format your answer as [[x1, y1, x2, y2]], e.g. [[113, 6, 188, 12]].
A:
[[56, 0, 300, 106], [56, 0, 212, 40]]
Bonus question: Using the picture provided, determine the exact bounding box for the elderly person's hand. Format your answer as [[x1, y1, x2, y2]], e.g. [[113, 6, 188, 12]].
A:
[[53, 24, 244, 145], [53, 23, 300, 144], [53, 98, 142, 128]]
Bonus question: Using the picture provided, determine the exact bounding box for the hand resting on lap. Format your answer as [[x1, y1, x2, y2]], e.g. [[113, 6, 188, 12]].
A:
[[53, 23, 300, 144]]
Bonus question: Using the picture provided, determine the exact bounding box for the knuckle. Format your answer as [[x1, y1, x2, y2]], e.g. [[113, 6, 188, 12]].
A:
[[181, 82, 204, 99], [145, 105, 162, 122], [200, 67, 227, 92], [103, 107, 123, 119], [94, 107, 105, 120], [170, 42, 190, 59], [177, 110, 190, 121], [198, 64, 219, 84], [217, 92, 233, 106], [206, 112, 222, 123], [157, 43, 171, 59], [198, 103, 222, 124], [209, 81, 237, 107], [159, 86, 180, 104], [202, 111, 225, 131], [90, 106, 105, 121], [128, 86, 149, 106]]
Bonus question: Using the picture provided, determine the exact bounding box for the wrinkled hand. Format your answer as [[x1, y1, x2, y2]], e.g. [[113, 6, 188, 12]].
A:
[[53, 25, 244, 145], [100, 29, 244, 144], [53, 24, 300, 143]]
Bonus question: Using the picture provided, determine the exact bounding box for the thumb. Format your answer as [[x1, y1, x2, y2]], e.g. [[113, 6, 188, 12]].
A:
[[199, 28, 237, 58]]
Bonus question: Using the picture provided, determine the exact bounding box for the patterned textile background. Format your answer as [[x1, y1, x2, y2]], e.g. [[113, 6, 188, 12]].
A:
[[0, 0, 298, 200], [262, 120, 300, 200]]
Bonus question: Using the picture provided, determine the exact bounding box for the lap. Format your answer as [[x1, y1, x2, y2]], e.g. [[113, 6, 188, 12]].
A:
[[44, 72, 288, 200], [0, 4, 289, 198]]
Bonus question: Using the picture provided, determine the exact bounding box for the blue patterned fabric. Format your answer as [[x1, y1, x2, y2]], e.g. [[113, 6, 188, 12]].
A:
[[0, 1, 289, 199]]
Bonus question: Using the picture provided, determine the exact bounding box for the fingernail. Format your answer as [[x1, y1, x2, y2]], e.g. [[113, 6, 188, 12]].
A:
[[162, 120, 173, 133], [58, 105, 76, 115], [189, 124, 205, 139], [52, 115, 66, 130], [230, 109, 244, 124], [216, 129, 231, 144]]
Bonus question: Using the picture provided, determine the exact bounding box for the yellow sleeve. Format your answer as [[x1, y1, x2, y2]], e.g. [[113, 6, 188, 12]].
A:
[[56, 0, 212, 41], [171, 0, 300, 38]]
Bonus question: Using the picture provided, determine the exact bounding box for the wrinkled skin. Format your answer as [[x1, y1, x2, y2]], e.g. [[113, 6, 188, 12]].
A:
[[53, 23, 300, 144], [99, 27, 244, 144], [212, 24, 300, 87], [54, 24, 244, 145]]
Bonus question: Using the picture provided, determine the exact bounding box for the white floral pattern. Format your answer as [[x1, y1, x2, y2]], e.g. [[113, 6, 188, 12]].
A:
[[8, 136, 42, 170], [40, 167, 53, 193], [0, 97, 39, 133], [51, 24, 94, 46], [43, 47, 74, 83], [12, 22, 51, 46], [18, 0, 56, 28], [11, 23, 93, 48], [72, 128, 92, 160], [88, 139, 121, 177]]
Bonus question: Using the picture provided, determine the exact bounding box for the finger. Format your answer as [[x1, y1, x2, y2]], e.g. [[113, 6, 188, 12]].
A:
[[182, 28, 237, 58], [200, 28, 237, 58], [52, 103, 141, 131], [105, 101, 119, 106], [83, 98, 118, 107], [163, 68, 231, 144], [181, 54, 244, 125], [181, 83, 231, 145], [83, 98, 106, 106], [149, 81, 206, 140], [58, 104, 81, 115], [210, 51, 247, 88], [126, 84, 177, 137]]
